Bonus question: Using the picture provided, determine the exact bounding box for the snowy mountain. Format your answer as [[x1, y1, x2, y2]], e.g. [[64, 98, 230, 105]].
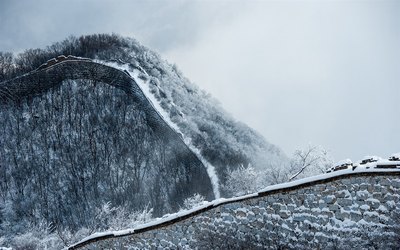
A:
[[0, 34, 287, 246]]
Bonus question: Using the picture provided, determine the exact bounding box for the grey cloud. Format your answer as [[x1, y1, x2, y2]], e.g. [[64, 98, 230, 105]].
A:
[[165, 1, 400, 161], [0, 0, 399, 162], [0, 0, 241, 53]]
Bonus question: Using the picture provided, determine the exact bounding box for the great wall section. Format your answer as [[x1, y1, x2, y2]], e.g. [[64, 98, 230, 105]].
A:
[[0, 58, 215, 201], [69, 169, 400, 249], [2, 58, 399, 249], [0, 58, 180, 139]]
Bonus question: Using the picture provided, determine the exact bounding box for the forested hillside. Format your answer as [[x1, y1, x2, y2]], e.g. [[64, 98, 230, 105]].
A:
[[0, 34, 286, 176], [1, 78, 214, 224], [0, 34, 287, 247]]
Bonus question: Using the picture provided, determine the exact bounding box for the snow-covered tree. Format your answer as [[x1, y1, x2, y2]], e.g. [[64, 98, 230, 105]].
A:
[[94, 202, 153, 231], [287, 145, 333, 181], [222, 165, 263, 197], [223, 146, 333, 197], [182, 193, 206, 210]]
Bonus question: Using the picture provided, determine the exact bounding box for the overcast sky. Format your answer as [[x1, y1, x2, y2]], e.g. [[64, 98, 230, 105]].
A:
[[1, 0, 399, 161]]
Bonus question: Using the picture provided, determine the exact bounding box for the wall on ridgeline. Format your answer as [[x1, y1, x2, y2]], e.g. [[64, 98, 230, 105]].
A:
[[0, 60, 215, 211], [0, 60, 170, 137], [73, 171, 400, 249]]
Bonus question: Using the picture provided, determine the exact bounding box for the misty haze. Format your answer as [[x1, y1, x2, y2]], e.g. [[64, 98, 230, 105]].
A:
[[0, 0, 399, 249]]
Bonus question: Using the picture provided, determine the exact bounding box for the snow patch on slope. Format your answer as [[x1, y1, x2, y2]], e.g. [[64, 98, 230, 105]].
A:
[[97, 61, 220, 199]]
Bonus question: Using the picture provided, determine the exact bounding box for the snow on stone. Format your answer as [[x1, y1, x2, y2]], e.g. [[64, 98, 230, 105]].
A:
[[259, 167, 400, 193], [337, 190, 351, 198], [376, 160, 400, 166], [356, 190, 370, 197], [377, 205, 388, 213], [386, 200, 396, 208], [359, 204, 370, 211], [334, 159, 352, 167], [69, 166, 400, 249], [366, 197, 380, 203], [359, 155, 381, 164], [389, 152, 400, 160]]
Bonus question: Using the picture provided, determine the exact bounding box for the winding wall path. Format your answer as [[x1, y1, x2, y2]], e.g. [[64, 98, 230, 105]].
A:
[[1, 60, 173, 137], [0, 59, 215, 200]]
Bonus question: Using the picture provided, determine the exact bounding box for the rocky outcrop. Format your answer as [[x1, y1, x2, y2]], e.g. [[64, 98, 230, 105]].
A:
[[71, 170, 400, 249]]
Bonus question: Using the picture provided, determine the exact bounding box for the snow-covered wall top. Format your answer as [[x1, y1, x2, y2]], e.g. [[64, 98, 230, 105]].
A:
[[70, 168, 400, 249]]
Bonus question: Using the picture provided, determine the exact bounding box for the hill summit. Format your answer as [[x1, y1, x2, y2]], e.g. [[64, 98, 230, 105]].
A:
[[0, 34, 286, 244]]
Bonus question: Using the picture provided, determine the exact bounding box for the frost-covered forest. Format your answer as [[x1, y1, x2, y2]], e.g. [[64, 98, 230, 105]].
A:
[[0, 79, 211, 245], [0, 34, 287, 178], [0, 34, 304, 248]]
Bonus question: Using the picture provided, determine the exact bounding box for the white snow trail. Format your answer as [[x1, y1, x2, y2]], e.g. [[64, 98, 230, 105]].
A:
[[97, 61, 220, 199]]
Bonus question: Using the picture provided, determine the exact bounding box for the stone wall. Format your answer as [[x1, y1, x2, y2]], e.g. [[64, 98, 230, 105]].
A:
[[0, 60, 169, 137], [72, 171, 400, 249]]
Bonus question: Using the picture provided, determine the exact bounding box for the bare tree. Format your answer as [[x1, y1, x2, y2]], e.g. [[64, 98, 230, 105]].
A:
[[288, 145, 332, 182]]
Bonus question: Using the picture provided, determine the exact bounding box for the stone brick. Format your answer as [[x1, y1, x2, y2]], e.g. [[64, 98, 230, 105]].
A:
[[391, 180, 400, 189], [272, 202, 284, 211], [337, 198, 353, 207], [252, 207, 260, 214], [335, 211, 350, 221], [367, 199, 380, 209], [316, 184, 326, 191], [306, 193, 316, 200], [268, 196, 276, 203], [287, 204, 296, 212], [363, 214, 379, 223], [380, 178, 391, 187], [279, 211, 290, 219], [372, 192, 384, 201], [324, 195, 336, 204], [294, 197, 304, 206], [359, 183, 369, 190], [337, 190, 350, 198], [258, 200, 266, 207], [341, 178, 351, 185], [235, 210, 247, 218], [293, 215, 307, 222], [359, 204, 370, 212], [328, 204, 340, 211]]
